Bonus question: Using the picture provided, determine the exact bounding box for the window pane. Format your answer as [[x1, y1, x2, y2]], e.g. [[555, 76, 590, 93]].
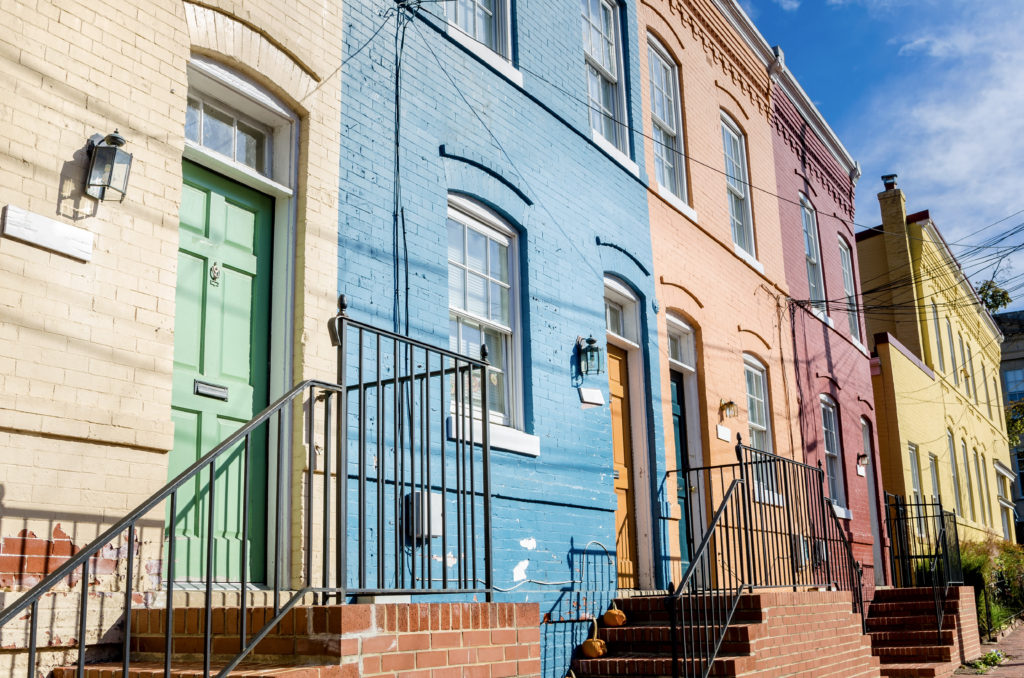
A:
[[489, 240, 508, 282], [467, 272, 488, 316], [605, 300, 623, 335], [490, 282, 509, 324], [202, 105, 234, 157], [236, 120, 266, 172], [185, 98, 201, 143], [466, 229, 487, 272]]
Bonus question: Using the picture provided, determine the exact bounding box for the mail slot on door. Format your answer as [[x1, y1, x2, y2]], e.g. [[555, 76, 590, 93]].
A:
[[194, 379, 229, 401]]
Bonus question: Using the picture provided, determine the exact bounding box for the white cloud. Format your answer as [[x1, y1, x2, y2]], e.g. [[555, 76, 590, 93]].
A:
[[847, 0, 1024, 294], [773, 0, 801, 10]]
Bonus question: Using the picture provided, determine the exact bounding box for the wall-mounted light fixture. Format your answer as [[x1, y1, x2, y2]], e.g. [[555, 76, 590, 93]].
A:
[[719, 398, 739, 418], [578, 335, 603, 376], [857, 452, 869, 467], [85, 130, 133, 202]]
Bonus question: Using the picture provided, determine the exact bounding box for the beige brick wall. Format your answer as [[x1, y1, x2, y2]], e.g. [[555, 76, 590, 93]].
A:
[[0, 0, 343, 611]]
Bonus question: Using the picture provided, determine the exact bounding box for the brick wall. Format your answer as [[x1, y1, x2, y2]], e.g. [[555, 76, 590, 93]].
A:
[[956, 585, 981, 663], [769, 81, 886, 594]]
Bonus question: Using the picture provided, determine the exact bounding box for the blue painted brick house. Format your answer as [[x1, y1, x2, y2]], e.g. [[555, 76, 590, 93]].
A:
[[338, 0, 670, 673]]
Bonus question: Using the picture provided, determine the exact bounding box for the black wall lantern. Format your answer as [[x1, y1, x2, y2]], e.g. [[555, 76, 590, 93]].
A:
[[85, 130, 132, 202], [578, 335, 603, 376]]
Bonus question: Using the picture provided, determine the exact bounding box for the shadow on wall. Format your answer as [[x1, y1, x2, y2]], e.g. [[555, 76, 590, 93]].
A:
[[540, 539, 617, 678], [56, 143, 97, 222]]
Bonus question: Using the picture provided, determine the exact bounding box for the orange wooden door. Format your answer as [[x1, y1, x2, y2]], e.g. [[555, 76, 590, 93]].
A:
[[608, 344, 639, 588]]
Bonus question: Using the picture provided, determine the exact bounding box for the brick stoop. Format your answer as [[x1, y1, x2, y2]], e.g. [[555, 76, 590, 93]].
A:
[[572, 590, 880, 678], [866, 587, 980, 678], [53, 602, 541, 678]]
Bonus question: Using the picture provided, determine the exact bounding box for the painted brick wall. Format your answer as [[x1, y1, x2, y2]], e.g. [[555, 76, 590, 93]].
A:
[[770, 81, 887, 594], [337, 3, 664, 677]]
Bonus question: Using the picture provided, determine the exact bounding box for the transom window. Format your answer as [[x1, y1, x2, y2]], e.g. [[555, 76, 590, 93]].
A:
[[801, 196, 824, 312], [447, 198, 517, 426], [839, 239, 861, 343], [667, 316, 696, 373], [582, 0, 625, 150], [604, 277, 638, 344], [722, 114, 754, 257], [450, 0, 509, 57], [648, 38, 686, 201], [186, 95, 270, 176], [821, 395, 845, 508]]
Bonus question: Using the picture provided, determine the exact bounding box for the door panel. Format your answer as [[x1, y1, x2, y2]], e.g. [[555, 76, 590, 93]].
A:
[[169, 160, 272, 582], [670, 370, 691, 570], [609, 344, 639, 589]]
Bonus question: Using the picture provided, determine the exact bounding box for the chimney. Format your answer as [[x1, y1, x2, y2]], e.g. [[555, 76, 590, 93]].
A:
[[881, 174, 897, 191], [878, 173, 907, 235]]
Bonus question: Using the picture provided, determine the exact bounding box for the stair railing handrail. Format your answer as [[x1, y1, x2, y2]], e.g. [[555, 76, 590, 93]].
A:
[[930, 524, 949, 645], [0, 378, 341, 631], [667, 477, 746, 678], [823, 493, 866, 632]]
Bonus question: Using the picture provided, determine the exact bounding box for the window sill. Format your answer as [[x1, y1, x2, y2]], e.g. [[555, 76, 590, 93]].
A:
[[808, 306, 834, 328], [755, 485, 784, 507], [851, 337, 869, 357], [591, 130, 639, 176], [656, 183, 699, 224], [446, 416, 540, 457], [830, 502, 853, 521], [733, 243, 764, 274], [446, 26, 523, 87]]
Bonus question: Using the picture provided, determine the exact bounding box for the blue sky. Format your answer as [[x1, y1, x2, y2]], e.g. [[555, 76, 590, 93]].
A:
[[739, 0, 1024, 310]]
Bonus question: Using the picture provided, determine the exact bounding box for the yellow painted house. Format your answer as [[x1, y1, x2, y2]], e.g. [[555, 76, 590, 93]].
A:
[[856, 176, 1014, 545]]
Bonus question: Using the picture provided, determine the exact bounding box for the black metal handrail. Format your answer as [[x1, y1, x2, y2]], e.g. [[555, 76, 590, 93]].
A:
[[931, 525, 949, 644], [667, 478, 746, 678], [824, 494, 866, 632], [884, 494, 963, 588], [0, 299, 494, 678]]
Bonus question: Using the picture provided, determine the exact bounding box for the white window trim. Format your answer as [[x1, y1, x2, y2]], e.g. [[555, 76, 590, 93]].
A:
[[582, 0, 628, 153], [446, 416, 540, 457], [604, 275, 641, 344], [666, 313, 696, 373], [733, 242, 764, 274], [657, 182, 699, 223], [801, 195, 826, 312], [447, 195, 524, 430], [722, 112, 756, 259], [821, 394, 847, 510], [592, 129, 639, 176], [932, 302, 945, 371], [446, 0, 512, 60], [743, 353, 780, 505], [647, 36, 688, 203], [838, 238, 861, 344], [445, 26, 524, 87]]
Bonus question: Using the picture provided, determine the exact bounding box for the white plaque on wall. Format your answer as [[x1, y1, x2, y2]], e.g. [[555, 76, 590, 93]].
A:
[[2, 205, 93, 262], [716, 425, 731, 442]]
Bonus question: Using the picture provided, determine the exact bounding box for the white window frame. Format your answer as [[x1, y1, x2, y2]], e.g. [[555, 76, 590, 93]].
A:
[[932, 302, 945, 371], [722, 113, 755, 259], [838, 238, 861, 344], [666, 314, 696, 373], [982, 453, 993, 526], [929, 453, 941, 505], [962, 439, 976, 522], [582, 0, 627, 152], [447, 195, 522, 430], [801, 195, 825, 314], [967, 343, 978, 404], [959, 334, 968, 392], [974, 450, 986, 526], [984, 364, 992, 418], [821, 395, 847, 511], [647, 36, 687, 203], [949, 430, 963, 516], [947, 320, 959, 386], [743, 354, 779, 504], [447, 0, 511, 59]]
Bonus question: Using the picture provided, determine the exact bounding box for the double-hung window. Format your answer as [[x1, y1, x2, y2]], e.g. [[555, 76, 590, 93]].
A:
[[447, 198, 518, 426], [582, 0, 625, 151], [962, 439, 975, 521], [450, 0, 509, 57], [959, 334, 968, 392], [821, 395, 845, 509], [801, 196, 824, 312], [647, 38, 686, 200], [722, 114, 754, 257], [948, 430, 963, 516], [967, 343, 978, 404], [947, 320, 959, 386], [983, 364, 992, 418], [839, 239, 860, 343], [932, 302, 945, 371], [744, 355, 775, 495]]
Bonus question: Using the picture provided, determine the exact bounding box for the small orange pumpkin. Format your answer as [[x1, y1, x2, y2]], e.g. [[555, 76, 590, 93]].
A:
[[580, 619, 607, 658], [602, 600, 626, 627]]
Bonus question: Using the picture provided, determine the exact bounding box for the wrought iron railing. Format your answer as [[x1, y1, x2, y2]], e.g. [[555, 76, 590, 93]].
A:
[[662, 438, 866, 677], [0, 297, 493, 677], [667, 478, 746, 678], [884, 494, 962, 589]]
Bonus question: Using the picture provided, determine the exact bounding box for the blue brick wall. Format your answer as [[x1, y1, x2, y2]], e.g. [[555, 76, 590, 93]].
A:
[[338, 2, 668, 674]]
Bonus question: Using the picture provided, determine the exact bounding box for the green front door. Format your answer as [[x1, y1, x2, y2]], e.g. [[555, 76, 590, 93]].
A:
[[169, 160, 273, 582], [670, 370, 691, 568]]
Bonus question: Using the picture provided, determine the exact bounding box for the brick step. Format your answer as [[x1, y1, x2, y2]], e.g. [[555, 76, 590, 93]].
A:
[[752, 648, 882, 678], [867, 601, 959, 617], [872, 588, 962, 603], [53, 662, 340, 678], [869, 629, 955, 647], [878, 660, 958, 678], [871, 644, 953, 663], [865, 614, 956, 631], [573, 651, 754, 678], [599, 621, 765, 648], [751, 636, 876, 672]]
